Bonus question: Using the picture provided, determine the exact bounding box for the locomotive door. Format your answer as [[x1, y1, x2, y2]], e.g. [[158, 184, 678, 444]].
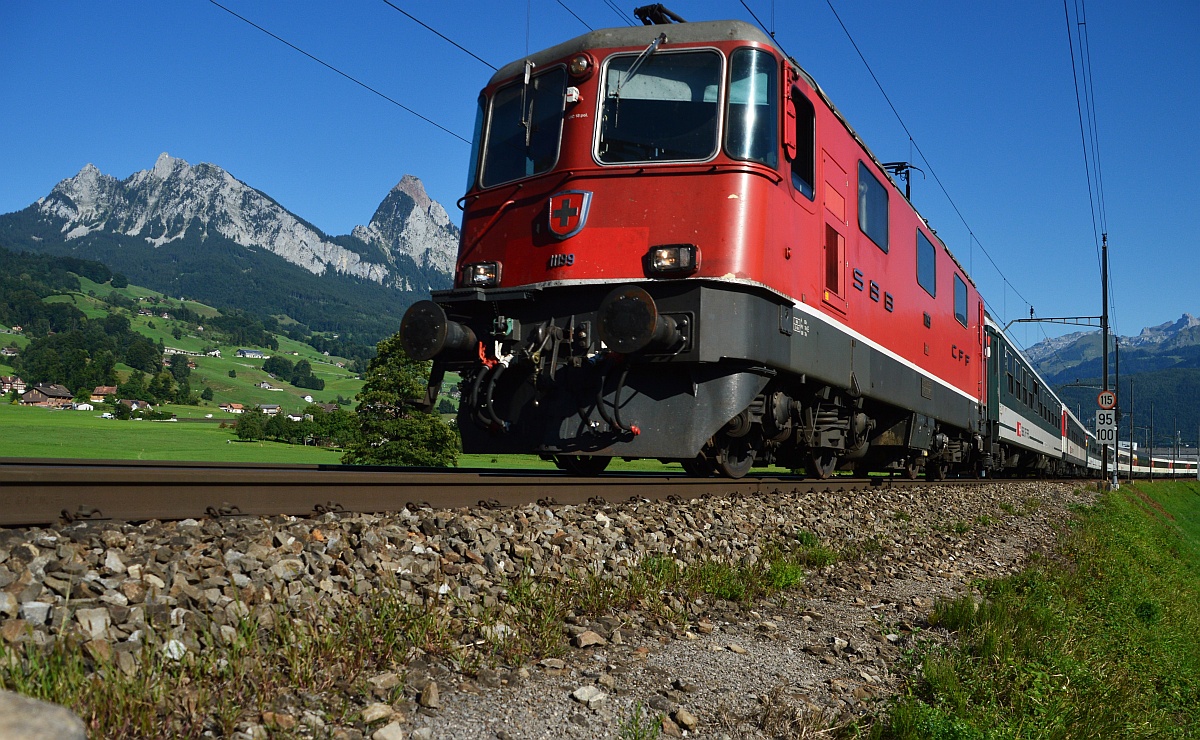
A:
[[821, 150, 849, 314]]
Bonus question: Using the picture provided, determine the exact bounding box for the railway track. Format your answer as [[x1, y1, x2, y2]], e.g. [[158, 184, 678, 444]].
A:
[[0, 458, 963, 528]]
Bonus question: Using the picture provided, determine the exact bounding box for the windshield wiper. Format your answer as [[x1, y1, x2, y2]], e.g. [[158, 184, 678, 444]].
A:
[[615, 33, 667, 99]]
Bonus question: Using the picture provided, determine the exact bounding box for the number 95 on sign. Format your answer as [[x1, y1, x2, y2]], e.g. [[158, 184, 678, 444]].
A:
[[1095, 409, 1117, 444]]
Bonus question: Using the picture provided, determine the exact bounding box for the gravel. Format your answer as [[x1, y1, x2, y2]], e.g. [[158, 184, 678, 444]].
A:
[[0, 479, 1093, 738]]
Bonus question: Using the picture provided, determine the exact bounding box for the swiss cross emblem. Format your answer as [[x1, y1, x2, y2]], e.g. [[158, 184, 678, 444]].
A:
[[548, 190, 592, 240]]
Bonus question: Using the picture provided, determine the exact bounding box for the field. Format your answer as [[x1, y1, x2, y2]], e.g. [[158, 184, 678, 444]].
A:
[[879, 479, 1200, 738], [0, 403, 802, 474], [0, 403, 341, 463]]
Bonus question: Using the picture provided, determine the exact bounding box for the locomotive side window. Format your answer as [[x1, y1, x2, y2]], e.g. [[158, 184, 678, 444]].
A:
[[858, 162, 888, 252], [598, 50, 722, 164], [725, 48, 777, 168], [954, 273, 968, 327], [788, 89, 816, 199], [916, 229, 936, 297], [480, 67, 568, 188]]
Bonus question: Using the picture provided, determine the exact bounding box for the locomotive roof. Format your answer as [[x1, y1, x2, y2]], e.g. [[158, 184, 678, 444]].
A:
[[488, 19, 977, 292], [489, 20, 793, 85]]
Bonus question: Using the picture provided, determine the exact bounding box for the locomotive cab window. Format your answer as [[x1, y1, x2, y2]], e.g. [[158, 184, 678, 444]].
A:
[[725, 48, 778, 168], [858, 162, 888, 252], [480, 67, 568, 188], [598, 49, 722, 164], [917, 230, 936, 297], [954, 274, 968, 327], [786, 87, 815, 199]]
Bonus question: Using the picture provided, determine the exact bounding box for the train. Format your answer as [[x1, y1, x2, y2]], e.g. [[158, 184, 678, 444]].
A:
[[399, 11, 1198, 481]]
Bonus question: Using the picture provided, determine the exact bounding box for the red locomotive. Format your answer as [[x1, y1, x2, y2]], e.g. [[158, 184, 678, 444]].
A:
[[401, 13, 986, 478]]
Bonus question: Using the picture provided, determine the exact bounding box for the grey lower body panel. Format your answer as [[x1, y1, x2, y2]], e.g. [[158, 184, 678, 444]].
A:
[[446, 280, 979, 458]]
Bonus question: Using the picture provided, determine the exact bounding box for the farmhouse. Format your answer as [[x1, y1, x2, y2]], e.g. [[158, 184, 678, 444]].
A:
[[219, 403, 245, 414], [90, 385, 118, 403], [20, 384, 74, 408], [258, 404, 281, 416], [118, 399, 154, 412], [236, 349, 266, 359], [1, 376, 26, 395]]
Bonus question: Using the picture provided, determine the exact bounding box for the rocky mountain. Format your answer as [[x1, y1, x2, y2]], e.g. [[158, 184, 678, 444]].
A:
[[1023, 314, 1200, 446], [1024, 313, 1200, 382], [1025, 314, 1200, 366], [0, 154, 459, 343]]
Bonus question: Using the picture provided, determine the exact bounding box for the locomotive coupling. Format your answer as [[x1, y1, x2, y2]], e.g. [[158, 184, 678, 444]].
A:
[[596, 285, 680, 353], [399, 300, 477, 361]]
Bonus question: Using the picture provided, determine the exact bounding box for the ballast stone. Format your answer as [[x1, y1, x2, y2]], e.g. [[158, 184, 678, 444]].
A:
[[0, 690, 86, 740]]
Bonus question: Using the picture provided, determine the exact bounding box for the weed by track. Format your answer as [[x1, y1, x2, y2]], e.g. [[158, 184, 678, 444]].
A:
[[869, 481, 1200, 739]]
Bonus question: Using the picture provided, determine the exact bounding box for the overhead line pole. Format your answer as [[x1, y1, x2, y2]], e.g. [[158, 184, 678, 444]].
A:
[[1101, 233, 1110, 487]]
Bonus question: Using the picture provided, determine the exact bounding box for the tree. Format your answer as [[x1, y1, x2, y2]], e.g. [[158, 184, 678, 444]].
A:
[[341, 332, 458, 467], [235, 409, 267, 441], [147, 371, 174, 404], [228, 369, 237, 378], [117, 370, 149, 402], [168, 354, 190, 383], [263, 355, 294, 378], [201, 386, 214, 401], [110, 273, 128, 289]]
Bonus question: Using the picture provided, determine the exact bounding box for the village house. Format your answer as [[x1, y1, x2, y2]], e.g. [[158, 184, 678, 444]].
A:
[[314, 403, 339, 414], [0, 347, 18, 358], [258, 381, 275, 390], [300, 394, 314, 403], [1, 376, 26, 395], [219, 402, 245, 414], [20, 384, 74, 408], [90, 385, 118, 403], [258, 404, 281, 416], [118, 399, 153, 412], [236, 349, 266, 359]]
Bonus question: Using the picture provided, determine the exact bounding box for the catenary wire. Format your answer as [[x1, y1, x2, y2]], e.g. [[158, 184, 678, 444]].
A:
[[555, 0, 594, 31], [378, 0, 497, 70], [820, 0, 1034, 324], [207, 0, 470, 145]]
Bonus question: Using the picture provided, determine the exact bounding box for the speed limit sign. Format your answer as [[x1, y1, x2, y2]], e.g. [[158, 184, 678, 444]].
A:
[[1097, 390, 1117, 410]]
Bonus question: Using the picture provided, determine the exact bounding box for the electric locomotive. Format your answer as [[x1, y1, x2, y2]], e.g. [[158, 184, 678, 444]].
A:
[[401, 13, 990, 478]]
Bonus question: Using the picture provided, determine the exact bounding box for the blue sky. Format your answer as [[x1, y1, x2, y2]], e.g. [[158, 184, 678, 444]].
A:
[[2, 1, 1196, 347]]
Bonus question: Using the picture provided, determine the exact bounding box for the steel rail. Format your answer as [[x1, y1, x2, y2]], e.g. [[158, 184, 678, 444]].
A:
[[0, 458, 917, 528]]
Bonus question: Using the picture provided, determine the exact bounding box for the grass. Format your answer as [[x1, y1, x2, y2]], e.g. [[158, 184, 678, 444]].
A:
[[871, 480, 1200, 739], [0, 403, 343, 463]]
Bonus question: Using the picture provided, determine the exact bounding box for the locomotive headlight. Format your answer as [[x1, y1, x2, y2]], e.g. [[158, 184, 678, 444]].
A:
[[646, 244, 700, 276], [568, 53, 593, 78], [462, 261, 501, 288]]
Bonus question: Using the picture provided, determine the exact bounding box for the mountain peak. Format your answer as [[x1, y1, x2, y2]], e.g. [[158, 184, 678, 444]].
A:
[[152, 152, 187, 179], [351, 174, 457, 275], [392, 174, 432, 208]]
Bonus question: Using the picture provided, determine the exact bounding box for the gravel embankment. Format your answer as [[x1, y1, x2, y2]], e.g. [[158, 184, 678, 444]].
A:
[[0, 480, 1094, 739]]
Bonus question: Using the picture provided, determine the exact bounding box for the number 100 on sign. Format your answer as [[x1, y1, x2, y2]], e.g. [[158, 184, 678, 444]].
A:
[[1096, 410, 1117, 445]]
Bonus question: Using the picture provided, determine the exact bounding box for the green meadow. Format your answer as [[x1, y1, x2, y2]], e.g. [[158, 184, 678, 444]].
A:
[[876, 479, 1200, 739], [0, 403, 343, 463]]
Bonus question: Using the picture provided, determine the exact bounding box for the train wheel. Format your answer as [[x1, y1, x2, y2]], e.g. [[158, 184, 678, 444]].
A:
[[905, 459, 922, 480], [714, 440, 755, 479], [808, 450, 839, 480], [926, 462, 948, 481], [556, 455, 611, 476], [680, 458, 713, 477]]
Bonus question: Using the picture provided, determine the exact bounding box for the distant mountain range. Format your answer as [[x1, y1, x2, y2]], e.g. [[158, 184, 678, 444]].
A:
[[1023, 314, 1200, 446], [0, 154, 458, 344]]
